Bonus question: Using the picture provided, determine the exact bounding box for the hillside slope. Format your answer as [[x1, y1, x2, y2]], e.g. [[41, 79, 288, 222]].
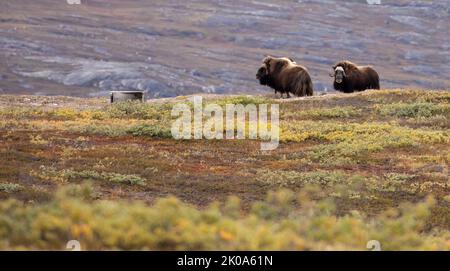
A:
[[1, 0, 449, 97]]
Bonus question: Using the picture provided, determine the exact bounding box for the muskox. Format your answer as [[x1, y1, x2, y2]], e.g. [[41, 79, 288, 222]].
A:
[[256, 56, 313, 98], [330, 60, 380, 93]]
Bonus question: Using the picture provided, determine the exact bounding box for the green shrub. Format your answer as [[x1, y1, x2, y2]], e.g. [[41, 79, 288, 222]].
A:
[[308, 142, 367, 165], [0, 183, 22, 193], [376, 102, 450, 118], [297, 107, 361, 119], [366, 173, 416, 193], [67, 122, 128, 137], [51, 108, 79, 120], [282, 121, 448, 165], [256, 170, 351, 187], [30, 167, 146, 186], [127, 124, 172, 138], [105, 101, 172, 120], [65, 170, 146, 186], [107, 173, 146, 186], [214, 95, 272, 107]]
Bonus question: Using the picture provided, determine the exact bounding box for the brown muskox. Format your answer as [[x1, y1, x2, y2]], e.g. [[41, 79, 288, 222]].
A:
[[330, 60, 380, 93], [256, 56, 313, 98]]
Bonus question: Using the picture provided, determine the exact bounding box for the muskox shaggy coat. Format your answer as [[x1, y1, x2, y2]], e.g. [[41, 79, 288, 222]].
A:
[[256, 56, 313, 98], [331, 60, 380, 93]]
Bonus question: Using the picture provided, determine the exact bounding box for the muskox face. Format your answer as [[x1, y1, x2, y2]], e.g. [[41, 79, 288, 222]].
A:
[[333, 66, 346, 84], [256, 65, 269, 85]]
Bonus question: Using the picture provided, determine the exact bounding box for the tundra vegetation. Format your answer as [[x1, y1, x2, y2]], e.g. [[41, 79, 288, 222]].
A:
[[0, 89, 449, 250]]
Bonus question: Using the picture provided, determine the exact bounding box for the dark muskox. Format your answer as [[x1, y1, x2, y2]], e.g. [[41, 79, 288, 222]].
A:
[[256, 56, 313, 98], [330, 60, 380, 93]]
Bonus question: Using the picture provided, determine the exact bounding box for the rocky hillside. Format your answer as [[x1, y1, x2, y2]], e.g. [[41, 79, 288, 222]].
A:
[[0, 0, 449, 97]]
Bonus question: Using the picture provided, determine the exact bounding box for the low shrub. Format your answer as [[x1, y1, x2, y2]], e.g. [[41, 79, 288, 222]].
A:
[[296, 106, 361, 119], [30, 166, 146, 186], [64, 170, 146, 186], [104, 101, 172, 120], [214, 95, 272, 106], [0, 183, 23, 193], [256, 170, 351, 187], [376, 102, 450, 118], [127, 124, 172, 138], [282, 121, 448, 165]]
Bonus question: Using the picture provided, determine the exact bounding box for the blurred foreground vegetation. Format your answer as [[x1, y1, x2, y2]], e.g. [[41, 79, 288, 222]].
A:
[[0, 184, 448, 250]]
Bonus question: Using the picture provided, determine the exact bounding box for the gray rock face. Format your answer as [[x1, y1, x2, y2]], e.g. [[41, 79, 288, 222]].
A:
[[404, 51, 424, 61], [402, 66, 439, 76], [389, 16, 427, 31], [0, 37, 56, 55]]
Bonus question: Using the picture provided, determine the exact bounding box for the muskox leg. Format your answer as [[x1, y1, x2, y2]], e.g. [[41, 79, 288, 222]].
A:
[[307, 82, 314, 96], [286, 92, 291, 98], [374, 81, 380, 90], [301, 82, 307, 97]]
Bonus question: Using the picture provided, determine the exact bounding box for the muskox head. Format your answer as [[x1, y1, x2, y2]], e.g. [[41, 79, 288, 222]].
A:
[[256, 65, 269, 85], [330, 66, 346, 84]]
